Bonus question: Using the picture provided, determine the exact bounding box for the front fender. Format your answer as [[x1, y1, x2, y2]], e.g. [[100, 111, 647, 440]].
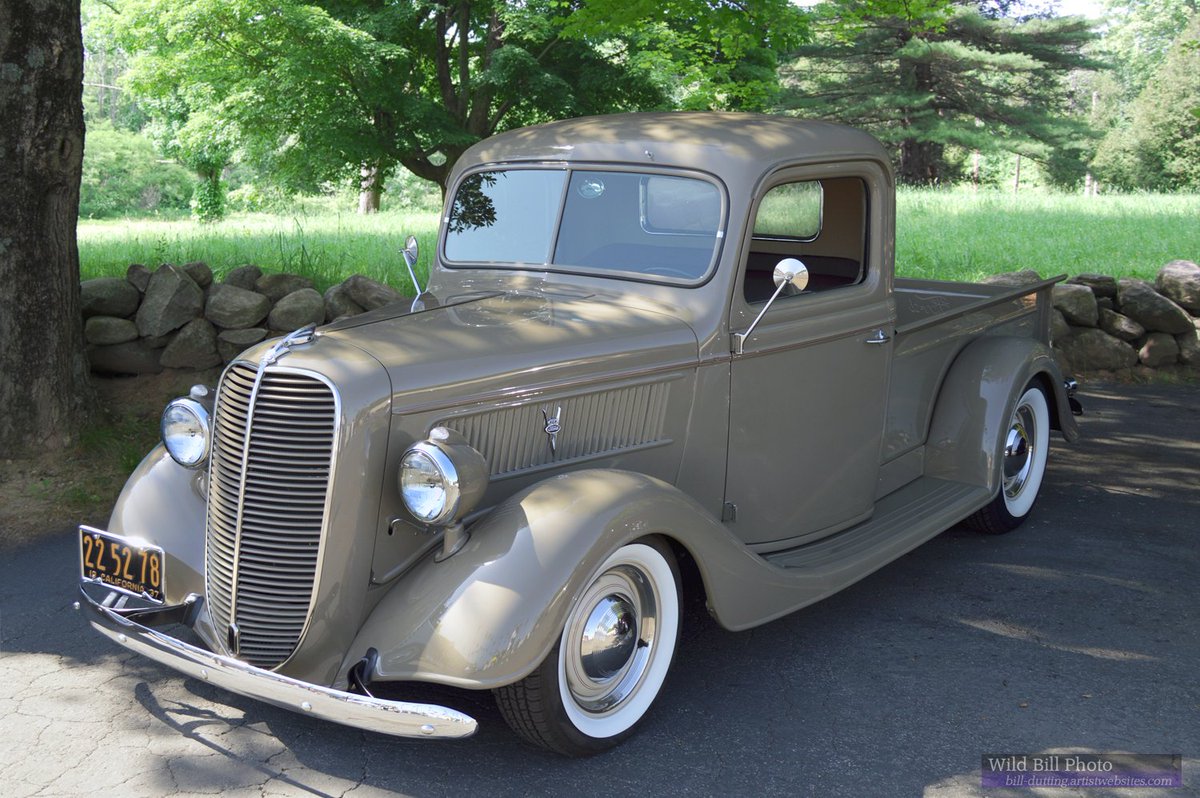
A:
[[107, 444, 207, 604], [347, 469, 721, 690], [925, 336, 1078, 492]]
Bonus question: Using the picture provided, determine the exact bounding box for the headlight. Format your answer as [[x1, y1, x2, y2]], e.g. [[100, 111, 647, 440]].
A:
[[161, 398, 211, 468], [399, 428, 488, 526]]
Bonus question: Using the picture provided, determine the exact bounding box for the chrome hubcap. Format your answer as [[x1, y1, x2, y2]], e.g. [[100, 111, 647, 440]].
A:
[[564, 565, 657, 714], [1003, 405, 1035, 499], [579, 596, 638, 680]]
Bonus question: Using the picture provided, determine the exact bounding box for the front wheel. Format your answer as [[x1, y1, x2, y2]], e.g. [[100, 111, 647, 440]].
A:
[[493, 538, 680, 756], [966, 384, 1050, 534]]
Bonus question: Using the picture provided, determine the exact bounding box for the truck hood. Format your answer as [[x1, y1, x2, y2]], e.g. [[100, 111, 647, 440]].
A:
[[320, 291, 700, 412]]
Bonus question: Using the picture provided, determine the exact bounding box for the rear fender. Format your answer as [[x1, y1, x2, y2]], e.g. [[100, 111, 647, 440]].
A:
[[925, 336, 1078, 493]]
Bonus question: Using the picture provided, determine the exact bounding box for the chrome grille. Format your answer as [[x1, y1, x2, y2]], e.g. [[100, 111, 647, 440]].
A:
[[206, 363, 337, 669]]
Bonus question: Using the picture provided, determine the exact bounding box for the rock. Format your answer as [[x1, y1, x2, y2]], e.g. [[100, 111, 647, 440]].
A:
[[343, 274, 402, 310], [324, 282, 366, 322], [225, 264, 263, 291], [256, 272, 314, 302], [160, 318, 221, 369], [143, 332, 173, 349], [1050, 309, 1072, 342], [1053, 283, 1098, 327], [1155, 259, 1200, 313], [136, 265, 204, 338], [1055, 328, 1138, 371], [126, 263, 152, 294], [81, 277, 140, 318], [1177, 329, 1200, 366], [268, 288, 326, 331], [217, 327, 268, 362], [87, 340, 163, 376], [1067, 273, 1118, 298], [205, 284, 271, 329], [979, 269, 1043, 287], [1138, 332, 1180, 367], [84, 316, 138, 346], [1097, 308, 1145, 342], [181, 260, 213, 288], [1115, 279, 1194, 334], [1096, 297, 1114, 311]]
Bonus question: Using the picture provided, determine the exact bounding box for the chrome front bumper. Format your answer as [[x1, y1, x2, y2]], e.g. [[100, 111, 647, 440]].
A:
[[77, 586, 478, 739]]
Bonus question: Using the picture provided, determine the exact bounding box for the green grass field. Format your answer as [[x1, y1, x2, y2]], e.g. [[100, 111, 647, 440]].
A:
[[77, 190, 1200, 290]]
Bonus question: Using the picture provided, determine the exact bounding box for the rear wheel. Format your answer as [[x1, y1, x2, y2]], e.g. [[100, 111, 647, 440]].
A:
[[966, 384, 1050, 534], [493, 538, 680, 756]]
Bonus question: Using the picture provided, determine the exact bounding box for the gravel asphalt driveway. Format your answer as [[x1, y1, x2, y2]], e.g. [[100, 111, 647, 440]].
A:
[[1, 381, 1197, 797]]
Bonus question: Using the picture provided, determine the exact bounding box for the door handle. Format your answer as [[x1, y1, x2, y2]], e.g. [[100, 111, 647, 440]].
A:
[[864, 329, 891, 345]]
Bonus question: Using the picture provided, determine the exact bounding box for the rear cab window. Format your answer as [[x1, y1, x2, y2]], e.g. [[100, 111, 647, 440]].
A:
[[743, 177, 868, 303]]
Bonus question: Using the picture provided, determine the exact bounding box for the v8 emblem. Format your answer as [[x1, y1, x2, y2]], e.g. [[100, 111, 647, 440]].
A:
[[541, 406, 562, 454]]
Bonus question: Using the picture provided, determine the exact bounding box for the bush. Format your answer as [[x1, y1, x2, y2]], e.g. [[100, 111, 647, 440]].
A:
[[80, 123, 194, 217]]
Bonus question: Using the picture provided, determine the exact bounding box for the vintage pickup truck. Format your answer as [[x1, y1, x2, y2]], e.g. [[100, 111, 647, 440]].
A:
[[78, 112, 1080, 756]]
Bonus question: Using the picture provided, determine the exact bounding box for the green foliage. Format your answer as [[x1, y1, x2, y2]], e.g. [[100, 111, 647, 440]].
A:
[[783, 1, 1100, 185], [100, 0, 807, 209], [1093, 16, 1200, 190], [80, 123, 195, 218], [191, 172, 227, 223], [1099, 0, 1198, 95]]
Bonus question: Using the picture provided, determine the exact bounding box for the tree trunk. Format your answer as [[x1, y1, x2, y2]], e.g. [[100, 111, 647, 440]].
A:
[[898, 139, 942, 185], [358, 162, 383, 214], [0, 0, 92, 453]]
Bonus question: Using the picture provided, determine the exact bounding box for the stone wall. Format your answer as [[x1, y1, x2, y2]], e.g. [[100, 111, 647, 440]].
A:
[[983, 260, 1200, 376], [81, 262, 406, 375], [82, 259, 1200, 377]]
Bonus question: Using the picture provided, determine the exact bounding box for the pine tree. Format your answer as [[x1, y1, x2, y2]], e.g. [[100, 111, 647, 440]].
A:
[[781, 0, 1099, 185]]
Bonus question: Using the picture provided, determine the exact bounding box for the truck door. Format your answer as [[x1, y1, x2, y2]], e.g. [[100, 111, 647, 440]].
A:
[[725, 168, 895, 547]]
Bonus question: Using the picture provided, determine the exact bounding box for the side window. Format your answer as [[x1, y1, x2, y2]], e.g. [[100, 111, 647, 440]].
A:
[[743, 177, 868, 303]]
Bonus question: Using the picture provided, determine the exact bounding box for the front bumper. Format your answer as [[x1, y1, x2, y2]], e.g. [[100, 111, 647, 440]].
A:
[[77, 585, 477, 739]]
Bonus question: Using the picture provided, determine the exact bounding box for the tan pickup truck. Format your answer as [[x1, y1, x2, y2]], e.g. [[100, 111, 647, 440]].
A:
[[78, 112, 1080, 756]]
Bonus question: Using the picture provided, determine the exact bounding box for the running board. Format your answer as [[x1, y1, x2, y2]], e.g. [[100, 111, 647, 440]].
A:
[[766, 477, 991, 574], [677, 476, 995, 632]]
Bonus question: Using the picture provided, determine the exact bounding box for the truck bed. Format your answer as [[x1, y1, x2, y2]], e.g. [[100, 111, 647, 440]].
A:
[[880, 275, 1064, 467]]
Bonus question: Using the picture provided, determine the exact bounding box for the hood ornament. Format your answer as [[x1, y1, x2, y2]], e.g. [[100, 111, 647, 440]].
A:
[[260, 325, 318, 369], [542, 406, 562, 454]]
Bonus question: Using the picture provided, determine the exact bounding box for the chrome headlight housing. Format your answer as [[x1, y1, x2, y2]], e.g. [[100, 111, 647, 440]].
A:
[[161, 397, 211, 468], [399, 427, 488, 526]]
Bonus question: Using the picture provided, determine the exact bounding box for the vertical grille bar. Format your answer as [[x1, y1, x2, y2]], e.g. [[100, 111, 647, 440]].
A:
[[206, 363, 337, 669]]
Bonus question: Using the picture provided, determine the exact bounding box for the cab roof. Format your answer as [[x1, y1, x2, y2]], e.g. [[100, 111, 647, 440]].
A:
[[451, 112, 893, 185]]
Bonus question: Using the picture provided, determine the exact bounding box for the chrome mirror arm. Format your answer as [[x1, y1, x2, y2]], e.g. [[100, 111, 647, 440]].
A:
[[732, 258, 809, 355], [401, 234, 426, 313], [733, 279, 791, 355]]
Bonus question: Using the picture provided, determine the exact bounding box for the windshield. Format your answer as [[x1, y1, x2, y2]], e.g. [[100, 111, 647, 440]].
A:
[[443, 168, 724, 284]]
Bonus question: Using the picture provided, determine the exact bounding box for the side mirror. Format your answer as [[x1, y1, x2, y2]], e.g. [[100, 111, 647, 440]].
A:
[[773, 257, 809, 294], [401, 234, 426, 312], [402, 235, 420, 270], [734, 258, 809, 355]]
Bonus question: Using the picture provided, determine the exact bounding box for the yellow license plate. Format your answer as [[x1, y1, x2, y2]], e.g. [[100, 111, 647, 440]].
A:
[[79, 527, 165, 603]]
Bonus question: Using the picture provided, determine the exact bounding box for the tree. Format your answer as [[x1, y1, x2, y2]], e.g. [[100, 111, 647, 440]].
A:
[[781, 0, 1099, 184], [1092, 15, 1200, 190], [104, 0, 805, 210], [0, 0, 92, 452]]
